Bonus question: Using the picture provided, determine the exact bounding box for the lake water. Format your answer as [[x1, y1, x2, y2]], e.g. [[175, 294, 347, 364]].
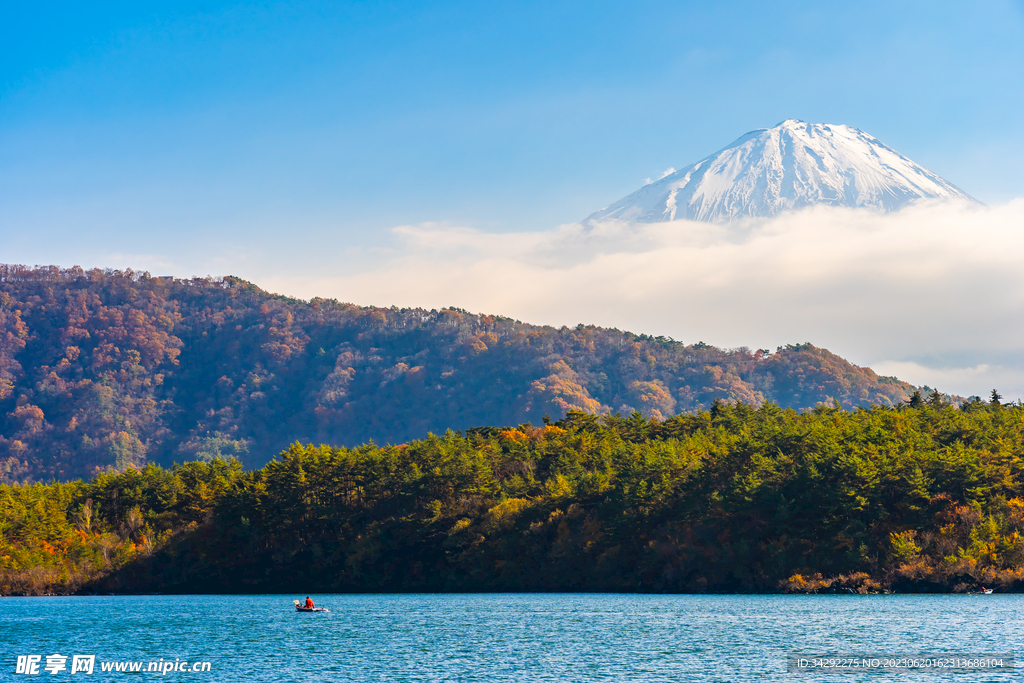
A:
[[2, 594, 1020, 681]]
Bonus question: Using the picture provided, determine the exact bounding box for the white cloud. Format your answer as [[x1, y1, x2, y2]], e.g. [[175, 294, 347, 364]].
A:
[[259, 199, 1024, 399], [868, 361, 1019, 400], [643, 167, 677, 185]]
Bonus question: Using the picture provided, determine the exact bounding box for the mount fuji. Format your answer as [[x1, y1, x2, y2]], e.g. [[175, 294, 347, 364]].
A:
[[585, 119, 978, 224]]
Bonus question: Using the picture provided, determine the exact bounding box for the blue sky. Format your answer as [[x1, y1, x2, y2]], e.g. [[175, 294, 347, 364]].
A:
[[3, 1, 1024, 397], [3, 1, 1022, 250]]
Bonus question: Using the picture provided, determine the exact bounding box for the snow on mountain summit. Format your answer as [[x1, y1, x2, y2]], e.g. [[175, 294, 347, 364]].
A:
[[586, 120, 978, 224]]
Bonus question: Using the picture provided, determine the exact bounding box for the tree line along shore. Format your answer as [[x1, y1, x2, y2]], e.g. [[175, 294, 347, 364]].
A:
[[3, 396, 1023, 595]]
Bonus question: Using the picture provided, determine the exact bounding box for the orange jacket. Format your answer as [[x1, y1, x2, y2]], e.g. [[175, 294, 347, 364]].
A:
[[305, 598, 314, 608]]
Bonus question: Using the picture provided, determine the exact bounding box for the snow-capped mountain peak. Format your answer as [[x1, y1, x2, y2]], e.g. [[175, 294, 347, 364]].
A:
[[586, 120, 978, 224]]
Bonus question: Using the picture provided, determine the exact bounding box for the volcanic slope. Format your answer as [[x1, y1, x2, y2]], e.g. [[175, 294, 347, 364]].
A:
[[586, 119, 978, 224]]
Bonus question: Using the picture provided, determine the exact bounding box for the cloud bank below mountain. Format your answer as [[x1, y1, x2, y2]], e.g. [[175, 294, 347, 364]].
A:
[[263, 199, 1024, 400]]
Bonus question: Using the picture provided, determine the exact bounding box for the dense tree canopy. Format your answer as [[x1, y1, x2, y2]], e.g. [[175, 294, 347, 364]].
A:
[[4, 398, 1024, 595], [1, 264, 917, 482]]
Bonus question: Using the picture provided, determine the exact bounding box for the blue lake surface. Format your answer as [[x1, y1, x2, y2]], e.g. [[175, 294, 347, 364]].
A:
[[2, 594, 1021, 681]]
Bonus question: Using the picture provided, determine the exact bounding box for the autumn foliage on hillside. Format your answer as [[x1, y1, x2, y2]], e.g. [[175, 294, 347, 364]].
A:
[[0, 264, 915, 482]]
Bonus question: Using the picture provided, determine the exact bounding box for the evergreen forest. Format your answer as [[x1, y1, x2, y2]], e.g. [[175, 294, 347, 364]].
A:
[[5, 398, 1024, 595]]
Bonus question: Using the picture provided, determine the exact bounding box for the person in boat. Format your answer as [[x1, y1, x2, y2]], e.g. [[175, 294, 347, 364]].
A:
[[304, 597, 314, 609]]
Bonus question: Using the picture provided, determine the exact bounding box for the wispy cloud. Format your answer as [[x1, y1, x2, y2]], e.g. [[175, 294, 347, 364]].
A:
[[868, 361, 1020, 400], [261, 199, 1024, 399], [644, 167, 677, 185]]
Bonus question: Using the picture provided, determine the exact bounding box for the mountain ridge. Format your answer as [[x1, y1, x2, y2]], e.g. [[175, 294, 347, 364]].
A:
[[0, 264, 919, 482], [586, 119, 978, 223]]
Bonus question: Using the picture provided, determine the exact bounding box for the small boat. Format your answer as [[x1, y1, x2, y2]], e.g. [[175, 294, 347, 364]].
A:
[[293, 600, 330, 612], [980, 588, 994, 595]]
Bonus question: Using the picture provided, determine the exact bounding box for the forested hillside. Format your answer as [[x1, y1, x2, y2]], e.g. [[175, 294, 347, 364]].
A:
[[1, 264, 917, 482], [3, 400, 1023, 595]]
